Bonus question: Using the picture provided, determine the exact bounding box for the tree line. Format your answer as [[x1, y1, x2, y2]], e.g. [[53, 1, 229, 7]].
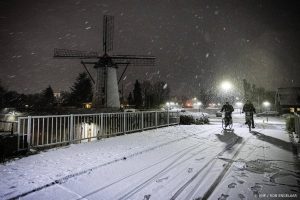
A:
[[243, 79, 275, 107], [0, 73, 170, 113], [126, 80, 170, 109], [0, 72, 93, 113]]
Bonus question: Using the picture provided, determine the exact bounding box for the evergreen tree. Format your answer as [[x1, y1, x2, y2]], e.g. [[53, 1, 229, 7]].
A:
[[0, 80, 6, 109], [133, 80, 143, 108], [141, 81, 153, 109], [41, 86, 55, 109], [127, 92, 134, 105], [153, 81, 170, 107], [69, 73, 93, 107]]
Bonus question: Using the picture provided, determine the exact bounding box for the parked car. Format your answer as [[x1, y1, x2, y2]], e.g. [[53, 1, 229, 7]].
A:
[[256, 111, 279, 117], [216, 111, 222, 117]]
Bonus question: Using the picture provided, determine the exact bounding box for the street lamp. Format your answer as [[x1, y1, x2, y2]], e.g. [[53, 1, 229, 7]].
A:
[[236, 101, 243, 114], [262, 101, 271, 122], [263, 101, 271, 110], [221, 81, 233, 92], [197, 101, 202, 112]]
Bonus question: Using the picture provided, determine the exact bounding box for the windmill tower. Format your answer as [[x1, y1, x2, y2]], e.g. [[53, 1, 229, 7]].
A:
[[54, 15, 155, 109]]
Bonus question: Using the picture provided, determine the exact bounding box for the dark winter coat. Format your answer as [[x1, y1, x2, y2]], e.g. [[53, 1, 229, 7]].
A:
[[221, 104, 234, 113], [242, 103, 256, 113]]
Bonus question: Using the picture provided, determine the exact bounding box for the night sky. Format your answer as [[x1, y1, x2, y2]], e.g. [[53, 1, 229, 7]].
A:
[[0, 0, 299, 97]]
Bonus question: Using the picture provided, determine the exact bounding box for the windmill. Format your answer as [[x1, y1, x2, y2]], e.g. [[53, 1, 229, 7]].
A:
[[54, 15, 155, 109]]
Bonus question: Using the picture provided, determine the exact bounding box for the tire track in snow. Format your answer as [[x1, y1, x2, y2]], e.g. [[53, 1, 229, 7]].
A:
[[77, 142, 205, 200], [8, 127, 218, 200], [76, 128, 219, 200], [117, 145, 213, 200], [170, 133, 252, 200], [199, 136, 251, 200]]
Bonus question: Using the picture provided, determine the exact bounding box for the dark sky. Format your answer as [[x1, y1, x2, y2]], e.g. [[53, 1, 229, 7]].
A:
[[0, 0, 299, 97]]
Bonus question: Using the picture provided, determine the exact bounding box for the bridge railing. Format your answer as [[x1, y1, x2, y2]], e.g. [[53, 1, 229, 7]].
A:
[[295, 113, 300, 142], [17, 111, 180, 150]]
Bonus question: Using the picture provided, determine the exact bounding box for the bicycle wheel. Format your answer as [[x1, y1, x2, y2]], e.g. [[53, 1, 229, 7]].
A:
[[222, 118, 226, 130], [228, 119, 233, 130], [248, 120, 251, 132]]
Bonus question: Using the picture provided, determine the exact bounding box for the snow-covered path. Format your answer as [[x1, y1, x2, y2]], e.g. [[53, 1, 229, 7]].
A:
[[1, 115, 299, 200]]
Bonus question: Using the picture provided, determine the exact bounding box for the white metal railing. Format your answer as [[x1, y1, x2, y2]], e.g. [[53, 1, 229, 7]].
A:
[[295, 113, 300, 141], [17, 111, 180, 150]]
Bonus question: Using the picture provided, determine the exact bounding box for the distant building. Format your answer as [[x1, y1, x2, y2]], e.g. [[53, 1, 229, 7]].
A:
[[53, 92, 61, 99], [82, 102, 92, 109], [275, 87, 300, 113]]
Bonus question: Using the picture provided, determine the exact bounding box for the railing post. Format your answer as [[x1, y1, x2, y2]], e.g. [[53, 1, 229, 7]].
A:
[[70, 114, 74, 143], [17, 117, 21, 151], [27, 116, 32, 149], [167, 110, 170, 126], [155, 111, 158, 128], [100, 113, 103, 136], [295, 113, 300, 143], [141, 112, 144, 131], [123, 112, 125, 134]]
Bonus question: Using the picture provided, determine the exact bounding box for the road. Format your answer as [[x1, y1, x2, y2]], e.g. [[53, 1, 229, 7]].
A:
[[1, 114, 299, 200]]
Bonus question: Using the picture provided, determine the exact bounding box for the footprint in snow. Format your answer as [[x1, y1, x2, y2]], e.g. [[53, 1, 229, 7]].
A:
[[143, 194, 151, 200], [188, 168, 193, 173], [251, 183, 262, 198], [238, 193, 245, 199], [228, 183, 237, 188], [218, 194, 229, 200], [195, 157, 205, 161], [156, 177, 168, 183]]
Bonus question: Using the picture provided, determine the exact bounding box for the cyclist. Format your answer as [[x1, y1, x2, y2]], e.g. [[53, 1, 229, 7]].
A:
[[220, 102, 234, 127], [242, 100, 256, 128]]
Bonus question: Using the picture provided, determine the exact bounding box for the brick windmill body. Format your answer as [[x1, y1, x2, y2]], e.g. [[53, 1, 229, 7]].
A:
[[54, 15, 155, 110]]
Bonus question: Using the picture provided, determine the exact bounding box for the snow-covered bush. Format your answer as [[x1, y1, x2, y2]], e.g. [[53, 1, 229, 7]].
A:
[[179, 112, 209, 125]]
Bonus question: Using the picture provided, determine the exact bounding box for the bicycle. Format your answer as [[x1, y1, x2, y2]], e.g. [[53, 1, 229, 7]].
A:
[[222, 112, 233, 130], [245, 111, 252, 132]]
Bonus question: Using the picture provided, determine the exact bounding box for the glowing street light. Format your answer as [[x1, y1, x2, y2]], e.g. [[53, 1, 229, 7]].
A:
[[236, 101, 243, 114], [263, 101, 271, 108], [221, 81, 233, 92], [262, 101, 271, 122], [195, 101, 202, 112]]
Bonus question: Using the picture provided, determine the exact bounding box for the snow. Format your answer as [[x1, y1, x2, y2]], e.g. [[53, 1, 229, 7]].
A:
[[180, 111, 209, 121], [163, 83, 167, 89], [1, 115, 299, 200]]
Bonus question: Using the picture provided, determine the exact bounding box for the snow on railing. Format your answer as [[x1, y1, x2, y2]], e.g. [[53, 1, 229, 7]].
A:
[[17, 111, 180, 150], [295, 112, 300, 142]]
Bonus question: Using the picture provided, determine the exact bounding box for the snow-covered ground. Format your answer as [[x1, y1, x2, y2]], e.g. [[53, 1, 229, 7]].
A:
[[1, 114, 299, 200]]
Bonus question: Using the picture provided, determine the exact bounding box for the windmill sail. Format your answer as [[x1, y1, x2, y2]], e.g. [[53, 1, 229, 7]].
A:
[[54, 15, 155, 109]]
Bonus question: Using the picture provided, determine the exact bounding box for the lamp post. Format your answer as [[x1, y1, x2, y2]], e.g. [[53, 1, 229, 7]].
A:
[[221, 81, 233, 93], [236, 101, 243, 114], [262, 101, 271, 122], [220, 81, 233, 103], [197, 101, 202, 112]]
